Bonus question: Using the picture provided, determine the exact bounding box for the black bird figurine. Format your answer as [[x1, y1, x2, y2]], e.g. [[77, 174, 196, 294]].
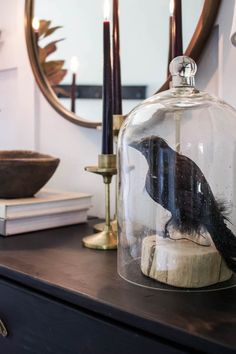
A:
[[130, 135, 236, 272]]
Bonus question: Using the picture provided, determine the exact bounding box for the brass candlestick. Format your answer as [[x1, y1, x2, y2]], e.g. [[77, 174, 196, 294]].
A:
[[82, 154, 117, 250], [113, 114, 126, 137], [93, 114, 126, 234]]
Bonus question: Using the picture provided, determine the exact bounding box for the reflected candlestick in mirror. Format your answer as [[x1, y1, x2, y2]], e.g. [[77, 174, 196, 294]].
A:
[[112, 0, 122, 115], [172, 0, 183, 58], [70, 56, 79, 113], [102, 0, 113, 154]]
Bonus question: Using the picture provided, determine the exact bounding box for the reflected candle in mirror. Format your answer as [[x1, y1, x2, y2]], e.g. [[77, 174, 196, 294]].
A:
[[172, 0, 183, 58], [112, 0, 122, 115], [70, 56, 79, 113], [168, 0, 174, 76], [32, 17, 40, 48], [102, 0, 113, 154]]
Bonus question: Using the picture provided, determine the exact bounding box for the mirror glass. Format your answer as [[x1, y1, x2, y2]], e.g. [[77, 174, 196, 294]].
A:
[[34, 0, 204, 123]]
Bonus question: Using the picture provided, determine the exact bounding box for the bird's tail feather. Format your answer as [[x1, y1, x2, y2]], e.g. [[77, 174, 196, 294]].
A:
[[206, 210, 236, 272]]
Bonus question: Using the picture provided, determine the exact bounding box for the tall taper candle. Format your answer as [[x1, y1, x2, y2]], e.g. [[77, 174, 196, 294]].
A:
[[112, 0, 122, 115], [172, 0, 183, 58], [102, 0, 113, 154], [70, 56, 79, 113], [71, 73, 76, 113]]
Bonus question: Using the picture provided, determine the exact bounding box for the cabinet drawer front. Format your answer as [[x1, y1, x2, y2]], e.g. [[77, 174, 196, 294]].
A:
[[0, 279, 185, 354]]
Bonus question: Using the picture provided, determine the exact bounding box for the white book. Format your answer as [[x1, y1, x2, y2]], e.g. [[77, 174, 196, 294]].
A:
[[0, 208, 89, 236], [0, 190, 92, 219]]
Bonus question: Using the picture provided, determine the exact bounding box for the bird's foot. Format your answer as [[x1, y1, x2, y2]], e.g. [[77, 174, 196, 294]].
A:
[[164, 229, 171, 239], [164, 218, 173, 239]]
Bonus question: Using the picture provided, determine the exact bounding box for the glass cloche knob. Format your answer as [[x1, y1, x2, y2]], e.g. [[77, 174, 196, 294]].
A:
[[169, 56, 197, 88]]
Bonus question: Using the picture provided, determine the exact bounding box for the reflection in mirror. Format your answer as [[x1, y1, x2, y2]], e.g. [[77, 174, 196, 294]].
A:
[[32, 0, 205, 124]]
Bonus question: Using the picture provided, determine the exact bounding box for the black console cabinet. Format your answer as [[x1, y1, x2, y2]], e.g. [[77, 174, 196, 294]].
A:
[[0, 220, 235, 354]]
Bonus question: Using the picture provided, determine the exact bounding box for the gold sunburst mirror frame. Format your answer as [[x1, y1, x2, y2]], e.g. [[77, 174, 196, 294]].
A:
[[25, 0, 221, 129]]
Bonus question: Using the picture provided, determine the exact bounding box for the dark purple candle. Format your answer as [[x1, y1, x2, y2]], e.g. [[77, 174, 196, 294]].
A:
[[71, 73, 76, 113], [172, 0, 183, 59], [70, 56, 79, 114], [102, 2, 113, 155], [112, 0, 122, 115]]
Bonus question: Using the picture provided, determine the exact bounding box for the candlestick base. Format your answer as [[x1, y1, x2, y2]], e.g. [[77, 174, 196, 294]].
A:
[[93, 219, 117, 233], [83, 225, 117, 250], [83, 154, 117, 250]]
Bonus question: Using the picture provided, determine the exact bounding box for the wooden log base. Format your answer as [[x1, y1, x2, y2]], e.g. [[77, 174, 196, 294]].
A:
[[141, 235, 233, 288]]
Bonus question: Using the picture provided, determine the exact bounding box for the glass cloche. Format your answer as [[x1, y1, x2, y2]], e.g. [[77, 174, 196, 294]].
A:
[[117, 56, 236, 291]]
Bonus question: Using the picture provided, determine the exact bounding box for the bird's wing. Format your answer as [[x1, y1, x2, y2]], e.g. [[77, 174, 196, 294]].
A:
[[175, 153, 211, 197]]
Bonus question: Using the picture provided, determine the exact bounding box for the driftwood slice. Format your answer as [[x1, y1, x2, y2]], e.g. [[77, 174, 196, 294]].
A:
[[141, 235, 232, 288]]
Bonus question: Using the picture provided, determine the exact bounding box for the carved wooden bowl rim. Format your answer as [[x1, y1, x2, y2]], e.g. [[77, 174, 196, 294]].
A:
[[0, 151, 60, 163]]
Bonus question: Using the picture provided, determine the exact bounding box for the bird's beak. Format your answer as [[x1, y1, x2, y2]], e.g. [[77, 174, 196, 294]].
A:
[[129, 140, 141, 151]]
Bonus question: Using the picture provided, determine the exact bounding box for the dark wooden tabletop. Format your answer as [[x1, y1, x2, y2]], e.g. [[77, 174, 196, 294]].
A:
[[0, 219, 235, 354]]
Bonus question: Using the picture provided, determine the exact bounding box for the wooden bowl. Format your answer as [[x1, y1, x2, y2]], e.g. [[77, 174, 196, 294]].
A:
[[0, 151, 60, 198]]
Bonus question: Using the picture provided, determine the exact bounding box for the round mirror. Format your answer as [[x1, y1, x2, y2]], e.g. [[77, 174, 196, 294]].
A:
[[25, 0, 221, 128]]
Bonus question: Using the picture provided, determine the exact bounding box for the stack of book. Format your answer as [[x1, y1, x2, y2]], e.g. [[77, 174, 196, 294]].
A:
[[0, 190, 92, 236]]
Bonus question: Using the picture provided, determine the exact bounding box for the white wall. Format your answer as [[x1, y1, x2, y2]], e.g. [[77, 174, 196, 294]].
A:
[[0, 0, 235, 218], [0, 0, 35, 150]]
